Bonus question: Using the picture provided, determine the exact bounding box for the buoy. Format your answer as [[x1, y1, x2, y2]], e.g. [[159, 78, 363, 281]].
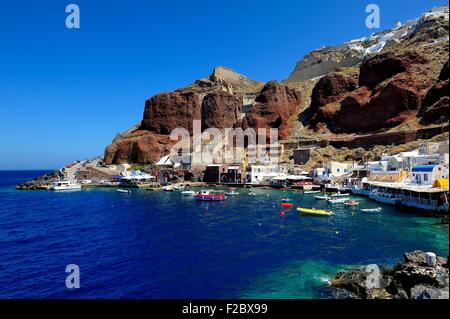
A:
[[281, 211, 286, 217], [336, 231, 339, 235]]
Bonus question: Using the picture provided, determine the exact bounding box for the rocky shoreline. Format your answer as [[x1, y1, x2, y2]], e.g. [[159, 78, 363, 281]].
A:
[[331, 251, 449, 299], [15, 170, 61, 190]]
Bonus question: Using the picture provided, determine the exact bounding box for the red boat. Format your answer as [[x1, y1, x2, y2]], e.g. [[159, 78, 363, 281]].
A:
[[281, 202, 294, 208], [195, 190, 226, 201]]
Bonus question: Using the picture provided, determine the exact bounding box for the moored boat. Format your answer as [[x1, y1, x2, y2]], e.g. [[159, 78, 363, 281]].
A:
[[117, 189, 131, 194], [304, 190, 321, 194], [315, 195, 330, 200], [361, 207, 382, 213], [181, 190, 197, 196], [162, 186, 174, 192], [50, 180, 81, 191], [195, 190, 226, 201], [344, 200, 359, 206], [330, 192, 350, 198], [225, 188, 239, 196], [297, 207, 334, 216], [327, 198, 350, 204]]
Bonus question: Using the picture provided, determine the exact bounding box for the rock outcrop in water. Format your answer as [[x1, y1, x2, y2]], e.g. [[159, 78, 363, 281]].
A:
[[332, 251, 449, 299], [15, 170, 62, 190]]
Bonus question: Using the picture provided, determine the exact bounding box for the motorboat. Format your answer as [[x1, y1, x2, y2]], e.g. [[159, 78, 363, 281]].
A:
[[361, 207, 382, 213], [330, 192, 351, 198], [315, 195, 331, 200], [162, 186, 174, 192], [327, 198, 350, 204], [344, 200, 359, 206], [304, 190, 320, 194], [225, 188, 239, 196], [195, 190, 226, 201], [181, 190, 197, 196], [117, 189, 131, 194], [249, 189, 256, 196], [297, 207, 334, 217], [50, 180, 81, 191]]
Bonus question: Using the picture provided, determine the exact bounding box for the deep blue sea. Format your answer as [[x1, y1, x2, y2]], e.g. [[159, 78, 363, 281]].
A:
[[0, 171, 448, 298]]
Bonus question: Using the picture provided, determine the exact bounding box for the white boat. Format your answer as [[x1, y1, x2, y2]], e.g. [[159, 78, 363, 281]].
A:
[[361, 207, 382, 213], [225, 188, 239, 196], [304, 190, 321, 194], [81, 179, 92, 185], [330, 192, 351, 198], [315, 195, 330, 200], [327, 198, 350, 204], [50, 180, 81, 191], [249, 190, 256, 196], [162, 186, 174, 192], [181, 190, 197, 196], [117, 189, 131, 194]]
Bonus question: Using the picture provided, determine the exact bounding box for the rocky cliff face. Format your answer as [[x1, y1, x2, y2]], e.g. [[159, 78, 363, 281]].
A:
[[242, 81, 302, 139], [104, 6, 449, 164], [104, 68, 302, 164], [301, 5, 449, 135]]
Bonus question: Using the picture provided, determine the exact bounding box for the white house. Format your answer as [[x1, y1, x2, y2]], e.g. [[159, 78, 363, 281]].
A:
[[410, 164, 448, 186], [247, 165, 284, 184]]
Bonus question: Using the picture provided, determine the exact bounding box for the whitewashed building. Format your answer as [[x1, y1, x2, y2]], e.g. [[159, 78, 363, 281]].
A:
[[410, 164, 448, 186]]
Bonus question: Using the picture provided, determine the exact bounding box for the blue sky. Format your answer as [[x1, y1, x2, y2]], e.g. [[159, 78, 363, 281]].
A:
[[0, 0, 446, 169]]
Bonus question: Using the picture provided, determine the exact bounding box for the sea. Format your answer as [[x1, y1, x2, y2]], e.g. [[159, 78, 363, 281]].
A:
[[0, 170, 448, 298]]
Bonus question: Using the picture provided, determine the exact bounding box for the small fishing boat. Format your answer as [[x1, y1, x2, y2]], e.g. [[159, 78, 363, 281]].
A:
[[116, 189, 131, 194], [361, 207, 382, 213], [344, 200, 359, 206], [297, 207, 334, 217], [162, 186, 174, 192], [281, 202, 294, 208], [181, 190, 197, 196], [281, 198, 291, 203], [327, 198, 350, 204], [304, 190, 320, 194], [225, 188, 239, 196], [195, 190, 226, 201], [315, 195, 330, 200], [249, 190, 256, 196], [330, 192, 351, 198]]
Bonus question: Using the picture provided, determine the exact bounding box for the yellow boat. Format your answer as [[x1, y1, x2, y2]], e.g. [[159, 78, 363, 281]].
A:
[[297, 207, 334, 216]]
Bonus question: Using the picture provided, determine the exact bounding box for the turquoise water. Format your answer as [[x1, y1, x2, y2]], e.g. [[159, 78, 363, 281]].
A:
[[0, 171, 448, 298]]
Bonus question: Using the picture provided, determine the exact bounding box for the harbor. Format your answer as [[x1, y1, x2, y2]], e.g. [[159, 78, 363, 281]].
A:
[[2, 170, 449, 298]]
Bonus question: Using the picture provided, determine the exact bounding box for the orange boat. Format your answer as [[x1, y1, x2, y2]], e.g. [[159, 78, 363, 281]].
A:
[[281, 202, 294, 208]]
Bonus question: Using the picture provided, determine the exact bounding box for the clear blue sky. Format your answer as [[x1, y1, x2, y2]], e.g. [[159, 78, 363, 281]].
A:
[[0, 0, 446, 169]]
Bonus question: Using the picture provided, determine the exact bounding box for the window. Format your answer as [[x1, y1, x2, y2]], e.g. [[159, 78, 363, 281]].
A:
[[424, 174, 428, 181]]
